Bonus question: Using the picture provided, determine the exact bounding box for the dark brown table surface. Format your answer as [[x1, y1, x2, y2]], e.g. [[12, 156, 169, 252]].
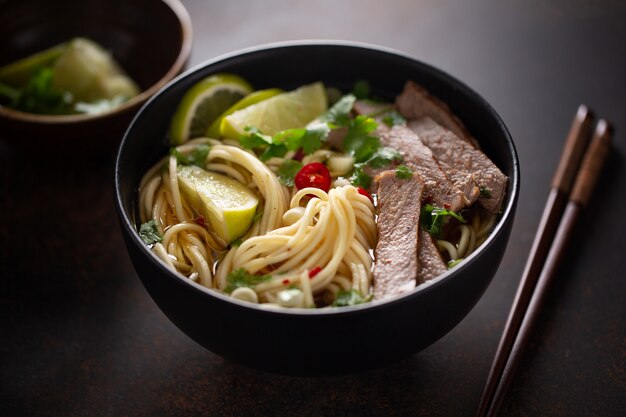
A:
[[2, 1, 625, 416]]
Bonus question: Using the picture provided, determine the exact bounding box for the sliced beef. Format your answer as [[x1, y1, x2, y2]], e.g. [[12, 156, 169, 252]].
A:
[[417, 228, 448, 283], [379, 125, 465, 211], [409, 117, 507, 213], [396, 80, 480, 149], [372, 170, 424, 300], [409, 117, 480, 207]]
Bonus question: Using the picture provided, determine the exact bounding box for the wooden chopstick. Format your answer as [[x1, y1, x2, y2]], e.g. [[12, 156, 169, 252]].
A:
[[479, 119, 613, 417], [475, 105, 594, 417]]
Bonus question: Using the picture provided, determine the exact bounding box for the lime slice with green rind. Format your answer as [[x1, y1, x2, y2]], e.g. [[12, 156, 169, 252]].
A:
[[52, 38, 140, 103], [205, 88, 283, 138], [177, 165, 259, 244], [0, 43, 67, 88], [220, 82, 327, 139], [169, 73, 253, 145]]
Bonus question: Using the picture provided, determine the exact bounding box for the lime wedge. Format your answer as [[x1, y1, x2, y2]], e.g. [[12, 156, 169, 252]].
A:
[[0, 43, 67, 88], [169, 73, 253, 145], [177, 165, 259, 244], [52, 37, 140, 103], [220, 82, 327, 139], [205, 88, 283, 138]]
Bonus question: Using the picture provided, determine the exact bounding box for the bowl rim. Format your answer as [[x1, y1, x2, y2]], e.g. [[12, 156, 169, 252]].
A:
[[0, 0, 193, 125], [115, 39, 520, 317]]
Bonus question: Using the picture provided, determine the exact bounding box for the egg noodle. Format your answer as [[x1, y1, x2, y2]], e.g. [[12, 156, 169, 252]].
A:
[[139, 138, 377, 307]]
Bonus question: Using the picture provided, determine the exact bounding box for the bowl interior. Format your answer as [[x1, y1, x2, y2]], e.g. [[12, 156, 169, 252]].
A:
[[115, 42, 519, 374]]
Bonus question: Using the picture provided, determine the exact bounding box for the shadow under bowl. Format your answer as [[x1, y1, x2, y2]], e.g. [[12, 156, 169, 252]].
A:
[[0, 0, 192, 153], [115, 41, 520, 376]]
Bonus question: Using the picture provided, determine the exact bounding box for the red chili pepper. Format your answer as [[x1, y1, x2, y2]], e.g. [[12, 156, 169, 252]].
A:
[[357, 187, 373, 202], [282, 279, 290, 285], [294, 162, 331, 192], [308, 266, 322, 278], [193, 216, 207, 228]]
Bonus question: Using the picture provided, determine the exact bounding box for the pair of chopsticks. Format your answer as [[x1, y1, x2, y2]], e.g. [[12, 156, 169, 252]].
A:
[[475, 105, 613, 417]]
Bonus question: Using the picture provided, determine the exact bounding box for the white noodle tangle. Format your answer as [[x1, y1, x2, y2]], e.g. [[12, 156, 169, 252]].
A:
[[215, 186, 376, 306]]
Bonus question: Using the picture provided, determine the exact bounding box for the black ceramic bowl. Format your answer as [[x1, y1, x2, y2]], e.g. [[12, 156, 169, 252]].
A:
[[0, 0, 192, 153], [115, 41, 519, 376]]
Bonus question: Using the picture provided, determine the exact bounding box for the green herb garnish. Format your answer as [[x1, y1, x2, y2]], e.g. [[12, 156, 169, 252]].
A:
[[170, 144, 210, 167], [9, 68, 72, 114], [240, 124, 329, 161], [139, 219, 162, 246], [342, 115, 380, 162], [366, 146, 403, 168], [275, 123, 329, 154], [448, 259, 463, 269], [395, 164, 413, 179], [348, 164, 371, 189], [420, 204, 466, 237], [347, 147, 403, 188], [382, 110, 406, 127], [333, 289, 372, 307], [319, 94, 356, 127], [225, 268, 272, 294], [479, 186, 492, 197], [277, 159, 303, 187]]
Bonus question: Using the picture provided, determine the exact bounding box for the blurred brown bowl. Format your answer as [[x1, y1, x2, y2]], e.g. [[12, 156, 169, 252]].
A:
[[0, 0, 192, 154]]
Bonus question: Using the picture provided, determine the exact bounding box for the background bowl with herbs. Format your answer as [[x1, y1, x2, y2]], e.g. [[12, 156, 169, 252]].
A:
[[0, 0, 192, 152]]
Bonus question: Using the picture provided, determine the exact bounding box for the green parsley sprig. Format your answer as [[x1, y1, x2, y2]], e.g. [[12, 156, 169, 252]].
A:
[[332, 289, 373, 307], [420, 204, 466, 237], [139, 219, 163, 246], [395, 165, 413, 179], [225, 268, 272, 294], [170, 144, 211, 167]]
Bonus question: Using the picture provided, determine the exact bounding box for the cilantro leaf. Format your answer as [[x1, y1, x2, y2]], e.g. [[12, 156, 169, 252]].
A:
[[241, 123, 330, 161], [349, 164, 371, 189], [12, 68, 72, 114], [299, 123, 329, 154], [368, 146, 402, 168], [240, 126, 273, 149], [277, 159, 303, 187], [170, 144, 210, 167], [225, 268, 272, 294], [274, 128, 306, 151], [274, 124, 329, 155], [333, 289, 372, 307], [420, 204, 466, 237], [259, 144, 288, 161], [342, 115, 380, 162], [139, 220, 162, 246], [382, 110, 406, 127], [395, 164, 413, 179], [319, 94, 356, 127]]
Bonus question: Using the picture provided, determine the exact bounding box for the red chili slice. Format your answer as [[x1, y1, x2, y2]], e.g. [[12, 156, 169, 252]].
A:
[[357, 187, 373, 202], [294, 162, 331, 192], [308, 266, 322, 278]]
